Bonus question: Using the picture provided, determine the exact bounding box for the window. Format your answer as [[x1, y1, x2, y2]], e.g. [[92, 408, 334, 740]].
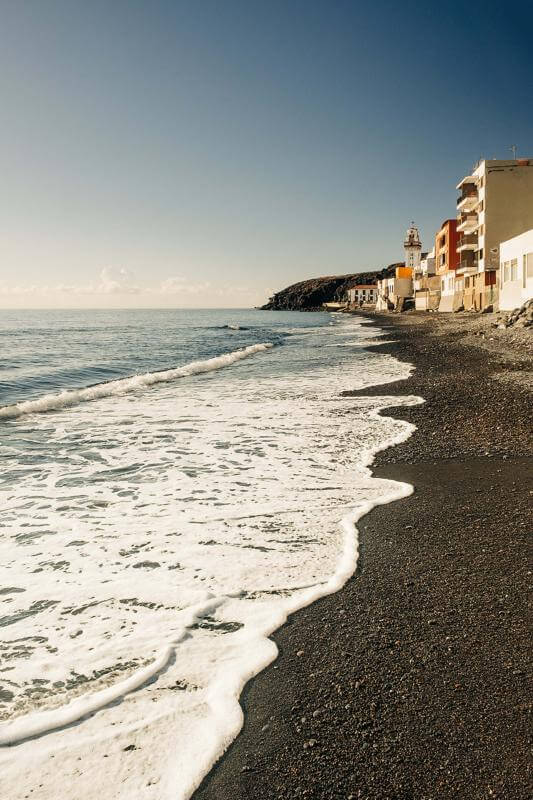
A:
[[510, 259, 518, 281], [503, 261, 510, 282], [441, 279, 445, 291], [479, 248, 484, 260], [525, 252, 533, 280]]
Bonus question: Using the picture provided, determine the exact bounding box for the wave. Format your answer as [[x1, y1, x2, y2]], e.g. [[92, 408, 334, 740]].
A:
[[0, 343, 273, 420], [0, 595, 224, 747]]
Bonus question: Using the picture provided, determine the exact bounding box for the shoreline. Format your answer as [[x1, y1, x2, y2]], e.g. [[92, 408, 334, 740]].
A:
[[194, 312, 532, 799]]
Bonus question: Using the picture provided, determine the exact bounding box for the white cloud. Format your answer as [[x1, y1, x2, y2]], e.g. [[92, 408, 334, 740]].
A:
[[159, 276, 212, 295], [0, 268, 141, 297], [0, 270, 271, 308], [97, 267, 141, 295]]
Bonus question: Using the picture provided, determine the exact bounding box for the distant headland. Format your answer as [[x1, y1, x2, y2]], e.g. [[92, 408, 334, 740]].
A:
[[259, 266, 401, 311]]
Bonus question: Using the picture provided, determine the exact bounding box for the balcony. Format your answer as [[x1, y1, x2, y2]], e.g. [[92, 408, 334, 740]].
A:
[[457, 214, 478, 234], [457, 251, 478, 274], [457, 191, 478, 211], [457, 233, 478, 252], [456, 175, 476, 190]]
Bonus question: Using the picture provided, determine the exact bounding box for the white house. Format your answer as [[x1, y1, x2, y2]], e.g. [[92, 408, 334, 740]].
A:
[[499, 228, 533, 310], [439, 270, 456, 312], [414, 247, 440, 310], [347, 285, 377, 305], [419, 248, 436, 278]]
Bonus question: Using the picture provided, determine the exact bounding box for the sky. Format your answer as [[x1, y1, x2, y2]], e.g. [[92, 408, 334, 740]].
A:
[[1, 0, 532, 308]]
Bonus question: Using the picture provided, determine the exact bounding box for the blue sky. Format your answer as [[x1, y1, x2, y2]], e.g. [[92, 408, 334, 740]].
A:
[[1, 0, 532, 307]]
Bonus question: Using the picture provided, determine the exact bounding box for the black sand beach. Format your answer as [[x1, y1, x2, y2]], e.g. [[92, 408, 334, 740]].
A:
[[194, 313, 532, 800]]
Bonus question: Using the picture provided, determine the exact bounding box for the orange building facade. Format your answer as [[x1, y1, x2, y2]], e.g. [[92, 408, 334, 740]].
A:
[[435, 219, 460, 275]]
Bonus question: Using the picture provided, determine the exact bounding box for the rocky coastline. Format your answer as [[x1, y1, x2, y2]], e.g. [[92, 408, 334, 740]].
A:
[[259, 270, 399, 311], [194, 312, 532, 800]]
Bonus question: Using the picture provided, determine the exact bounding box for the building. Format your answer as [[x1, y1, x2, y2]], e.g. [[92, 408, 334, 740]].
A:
[[375, 264, 397, 311], [347, 284, 377, 306], [499, 229, 533, 311], [376, 225, 419, 311], [418, 248, 436, 278], [404, 222, 422, 275], [456, 158, 533, 311], [435, 219, 460, 312], [414, 247, 441, 310], [376, 226, 419, 311]]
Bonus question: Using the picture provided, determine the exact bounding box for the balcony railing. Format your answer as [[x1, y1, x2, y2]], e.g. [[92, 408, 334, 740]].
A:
[[457, 191, 478, 209], [457, 233, 478, 252], [457, 214, 478, 233], [458, 259, 478, 274]]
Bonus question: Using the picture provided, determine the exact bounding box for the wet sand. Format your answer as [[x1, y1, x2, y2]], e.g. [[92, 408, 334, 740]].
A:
[[194, 312, 532, 800]]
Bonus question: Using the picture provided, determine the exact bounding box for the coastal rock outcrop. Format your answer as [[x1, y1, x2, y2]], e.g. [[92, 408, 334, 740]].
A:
[[494, 298, 533, 329], [260, 271, 381, 311]]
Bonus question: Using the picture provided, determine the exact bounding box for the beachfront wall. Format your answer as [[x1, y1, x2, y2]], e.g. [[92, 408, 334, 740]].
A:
[[453, 275, 465, 310], [499, 229, 533, 311], [462, 272, 496, 311], [438, 270, 465, 313], [438, 271, 455, 312], [389, 272, 413, 310], [415, 275, 440, 310], [464, 271, 498, 310]]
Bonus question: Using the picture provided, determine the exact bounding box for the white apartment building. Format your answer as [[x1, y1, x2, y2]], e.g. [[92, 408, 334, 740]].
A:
[[456, 158, 533, 310], [499, 228, 533, 311]]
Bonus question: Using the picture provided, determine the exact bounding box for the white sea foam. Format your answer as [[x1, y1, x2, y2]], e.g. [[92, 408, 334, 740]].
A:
[[0, 342, 273, 420], [0, 317, 422, 799]]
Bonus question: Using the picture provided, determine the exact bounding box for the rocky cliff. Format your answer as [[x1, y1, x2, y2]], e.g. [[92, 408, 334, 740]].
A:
[[259, 267, 399, 311]]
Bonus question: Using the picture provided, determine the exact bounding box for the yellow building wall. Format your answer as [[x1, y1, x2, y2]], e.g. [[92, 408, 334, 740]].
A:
[[396, 266, 413, 279]]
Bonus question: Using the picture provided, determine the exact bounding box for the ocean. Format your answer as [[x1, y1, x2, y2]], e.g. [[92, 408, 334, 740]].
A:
[[0, 309, 420, 799]]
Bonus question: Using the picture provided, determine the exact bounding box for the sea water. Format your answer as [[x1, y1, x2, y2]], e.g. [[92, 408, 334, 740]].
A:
[[0, 309, 421, 799]]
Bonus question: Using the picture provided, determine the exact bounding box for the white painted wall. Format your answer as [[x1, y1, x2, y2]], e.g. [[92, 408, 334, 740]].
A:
[[348, 288, 376, 303], [499, 228, 533, 310], [419, 254, 436, 276], [438, 270, 456, 312]]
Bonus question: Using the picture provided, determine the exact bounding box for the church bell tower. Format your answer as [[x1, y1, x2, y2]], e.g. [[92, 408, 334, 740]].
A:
[[404, 222, 422, 273]]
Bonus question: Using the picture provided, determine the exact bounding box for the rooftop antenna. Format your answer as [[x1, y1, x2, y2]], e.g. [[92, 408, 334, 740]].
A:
[[510, 144, 518, 160]]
